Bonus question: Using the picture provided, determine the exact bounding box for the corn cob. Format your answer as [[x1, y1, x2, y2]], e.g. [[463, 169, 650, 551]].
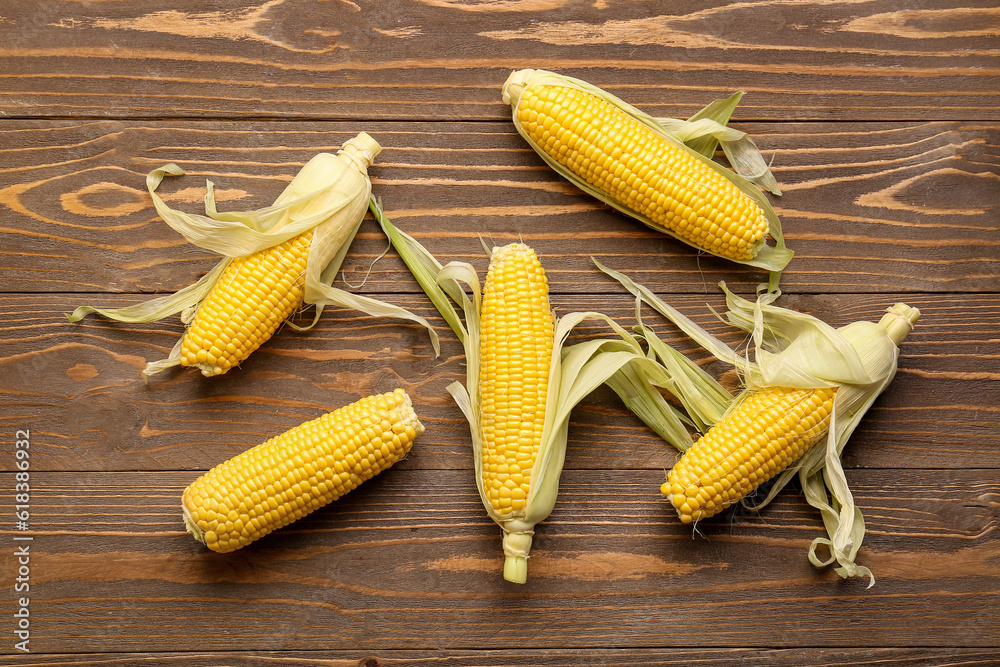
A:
[[598, 262, 922, 583], [372, 201, 706, 583], [68, 132, 440, 379], [502, 69, 792, 278], [479, 243, 555, 520], [513, 84, 767, 261], [663, 386, 836, 523], [180, 230, 314, 376], [182, 389, 422, 553], [176, 135, 383, 377]]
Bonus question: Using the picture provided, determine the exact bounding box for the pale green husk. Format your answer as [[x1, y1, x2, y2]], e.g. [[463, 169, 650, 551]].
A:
[[68, 133, 438, 379], [370, 199, 725, 583], [501, 69, 793, 289], [597, 261, 920, 587]]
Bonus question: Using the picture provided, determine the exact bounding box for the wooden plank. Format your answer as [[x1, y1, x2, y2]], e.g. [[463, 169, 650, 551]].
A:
[[0, 469, 997, 653], [3, 648, 1000, 666], [2, 292, 996, 473], [1, 120, 997, 295], [2, 2, 996, 662], [1, 1, 997, 122]]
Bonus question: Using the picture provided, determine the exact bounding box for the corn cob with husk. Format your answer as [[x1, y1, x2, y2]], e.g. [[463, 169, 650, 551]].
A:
[[68, 133, 437, 379], [502, 69, 792, 288], [597, 260, 920, 586], [478, 243, 555, 525], [369, 199, 711, 583], [182, 388, 422, 552]]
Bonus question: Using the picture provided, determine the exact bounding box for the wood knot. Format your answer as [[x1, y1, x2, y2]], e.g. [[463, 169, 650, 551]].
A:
[[359, 658, 382, 667]]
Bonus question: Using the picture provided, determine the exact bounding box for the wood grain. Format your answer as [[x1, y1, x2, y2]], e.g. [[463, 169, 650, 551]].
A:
[[1, 0, 997, 659], [1, 120, 997, 295], [5, 649, 1000, 666], [1, 1, 997, 122], [0, 468, 997, 653], [3, 292, 996, 473], [2, 648, 1000, 667]]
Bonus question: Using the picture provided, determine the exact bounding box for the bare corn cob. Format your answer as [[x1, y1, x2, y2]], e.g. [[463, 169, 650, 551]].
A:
[[182, 388, 422, 553], [180, 230, 314, 376], [663, 386, 836, 524], [512, 84, 768, 261], [479, 243, 555, 520]]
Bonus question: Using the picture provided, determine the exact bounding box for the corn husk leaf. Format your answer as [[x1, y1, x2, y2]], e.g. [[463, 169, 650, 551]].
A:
[[631, 302, 732, 433], [603, 360, 695, 453], [501, 68, 792, 283], [654, 89, 780, 196], [593, 258, 735, 430], [597, 263, 919, 586], [369, 197, 468, 343], [68, 133, 438, 378], [372, 201, 707, 583], [681, 92, 741, 160], [66, 256, 233, 325]]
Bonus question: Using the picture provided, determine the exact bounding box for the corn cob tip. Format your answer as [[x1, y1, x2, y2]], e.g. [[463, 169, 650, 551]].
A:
[[502, 531, 533, 584], [397, 388, 426, 438], [880, 303, 920, 346], [339, 132, 382, 172], [183, 503, 206, 544], [501, 68, 535, 106]]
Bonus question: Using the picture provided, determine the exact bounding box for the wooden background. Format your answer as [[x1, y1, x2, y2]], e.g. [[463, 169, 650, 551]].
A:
[[1, 1, 998, 665]]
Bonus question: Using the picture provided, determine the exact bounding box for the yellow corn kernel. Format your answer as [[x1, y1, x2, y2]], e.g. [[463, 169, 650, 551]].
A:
[[182, 389, 423, 552], [666, 386, 836, 524], [179, 229, 314, 376], [515, 85, 767, 261], [479, 243, 555, 517]]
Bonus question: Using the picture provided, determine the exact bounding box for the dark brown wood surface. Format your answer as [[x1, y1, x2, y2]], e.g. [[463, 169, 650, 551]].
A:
[[2, 120, 997, 295], [2, 1, 998, 122], [1, 1, 998, 665]]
